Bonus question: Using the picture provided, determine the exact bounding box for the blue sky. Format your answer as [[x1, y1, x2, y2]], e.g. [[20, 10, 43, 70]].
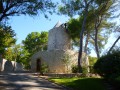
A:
[[9, 13, 69, 44]]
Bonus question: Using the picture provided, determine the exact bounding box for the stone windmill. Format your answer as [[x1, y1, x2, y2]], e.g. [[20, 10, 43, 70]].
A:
[[30, 21, 89, 73]]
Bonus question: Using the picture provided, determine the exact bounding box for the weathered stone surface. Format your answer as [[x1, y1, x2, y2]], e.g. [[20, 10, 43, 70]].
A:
[[4, 60, 14, 72], [0, 59, 7, 71], [0, 59, 23, 72], [48, 21, 71, 50], [31, 50, 78, 73], [15, 62, 23, 71], [0, 55, 2, 71], [30, 21, 89, 73]]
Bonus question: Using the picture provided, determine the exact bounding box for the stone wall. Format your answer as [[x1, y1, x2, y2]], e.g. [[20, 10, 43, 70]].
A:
[[47, 21, 71, 50], [30, 50, 78, 73], [0, 58, 23, 72]]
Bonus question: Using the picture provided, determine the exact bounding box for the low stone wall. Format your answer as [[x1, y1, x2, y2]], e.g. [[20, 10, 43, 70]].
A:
[[33, 73, 100, 78], [43, 73, 82, 78], [0, 58, 23, 72]]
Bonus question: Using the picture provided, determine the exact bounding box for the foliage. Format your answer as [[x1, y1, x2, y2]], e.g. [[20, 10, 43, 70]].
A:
[[49, 77, 106, 90], [72, 65, 79, 73], [67, 12, 114, 55], [94, 48, 120, 79], [88, 56, 97, 73], [59, 0, 115, 71], [82, 66, 89, 76], [4, 44, 31, 69], [0, 0, 56, 22], [72, 65, 89, 75], [59, 0, 96, 73], [40, 63, 48, 74], [61, 53, 71, 73], [0, 25, 16, 54], [89, 56, 97, 66], [22, 31, 48, 69], [23, 31, 48, 55]]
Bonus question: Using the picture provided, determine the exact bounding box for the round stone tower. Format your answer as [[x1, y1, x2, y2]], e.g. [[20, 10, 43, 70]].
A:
[[47, 21, 71, 50]]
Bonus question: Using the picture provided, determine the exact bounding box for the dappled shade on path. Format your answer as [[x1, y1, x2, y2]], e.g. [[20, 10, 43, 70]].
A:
[[0, 72, 67, 90]]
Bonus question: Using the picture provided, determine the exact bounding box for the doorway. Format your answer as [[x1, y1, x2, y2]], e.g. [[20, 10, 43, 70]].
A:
[[36, 59, 41, 72]]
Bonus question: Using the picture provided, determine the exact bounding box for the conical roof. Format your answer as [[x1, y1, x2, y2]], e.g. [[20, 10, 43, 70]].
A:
[[53, 21, 62, 28]]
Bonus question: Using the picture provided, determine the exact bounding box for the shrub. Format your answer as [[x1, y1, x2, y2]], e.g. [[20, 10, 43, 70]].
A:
[[88, 56, 97, 66], [94, 48, 120, 80], [88, 56, 97, 73], [89, 66, 95, 74], [40, 63, 48, 74], [72, 65, 79, 73], [72, 65, 89, 77], [82, 66, 89, 77]]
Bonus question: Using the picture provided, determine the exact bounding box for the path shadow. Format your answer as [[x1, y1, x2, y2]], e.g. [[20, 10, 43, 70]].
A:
[[0, 72, 67, 90]]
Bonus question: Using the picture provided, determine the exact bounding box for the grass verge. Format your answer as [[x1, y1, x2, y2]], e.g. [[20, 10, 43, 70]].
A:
[[49, 77, 106, 90]]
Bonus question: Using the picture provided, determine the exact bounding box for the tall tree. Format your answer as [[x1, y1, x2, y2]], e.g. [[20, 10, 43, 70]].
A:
[[59, 0, 115, 67], [91, 0, 113, 58], [23, 31, 48, 55], [0, 25, 16, 55], [67, 14, 113, 57], [0, 0, 56, 22], [59, 0, 94, 73], [108, 26, 120, 54]]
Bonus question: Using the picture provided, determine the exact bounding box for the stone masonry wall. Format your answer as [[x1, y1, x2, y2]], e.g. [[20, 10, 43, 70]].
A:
[[30, 50, 78, 73], [0, 58, 23, 72], [47, 23, 71, 50]]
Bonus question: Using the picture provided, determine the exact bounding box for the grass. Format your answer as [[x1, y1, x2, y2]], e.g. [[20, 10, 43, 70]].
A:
[[49, 77, 106, 90]]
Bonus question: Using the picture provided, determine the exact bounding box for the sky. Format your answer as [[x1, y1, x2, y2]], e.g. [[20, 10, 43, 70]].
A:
[[9, 13, 69, 44]]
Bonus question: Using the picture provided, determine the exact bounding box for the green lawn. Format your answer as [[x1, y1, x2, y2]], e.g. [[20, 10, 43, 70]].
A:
[[49, 77, 106, 90]]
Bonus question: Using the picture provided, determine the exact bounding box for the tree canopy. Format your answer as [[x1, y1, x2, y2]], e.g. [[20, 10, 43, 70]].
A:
[[0, 0, 56, 22], [0, 25, 16, 54], [22, 31, 48, 55], [58, 0, 115, 72]]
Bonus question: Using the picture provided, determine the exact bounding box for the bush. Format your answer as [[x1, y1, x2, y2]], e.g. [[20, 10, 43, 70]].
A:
[[72, 65, 79, 73], [72, 65, 89, 77], [89, 66, 95, 73], [40, 63, 48, 74], [88, 56, 97, 66], [88, 56, 97, 73], [82, 66, 89, 77], [94, 49, 120, 80]]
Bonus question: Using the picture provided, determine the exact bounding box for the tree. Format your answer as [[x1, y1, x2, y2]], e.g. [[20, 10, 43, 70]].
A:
[[4, 44, 31, 69], [0, 0, 56, 22], [0, 25, 16, 54], [67, 14, 113, 57], [23, 31, 48, 55], [91, 0, 113, 58], [59, 0, 95, 73], [108, 26, 120, 54], [59, 0, 116, 72], [22, 31, 48, 69]]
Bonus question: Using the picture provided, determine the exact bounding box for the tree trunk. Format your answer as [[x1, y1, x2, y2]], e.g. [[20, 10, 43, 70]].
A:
[[108, 36, 120, 54], [84, 33, 89, 54], [78, 8, 88, 73], [94, 27, 100, 58]]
